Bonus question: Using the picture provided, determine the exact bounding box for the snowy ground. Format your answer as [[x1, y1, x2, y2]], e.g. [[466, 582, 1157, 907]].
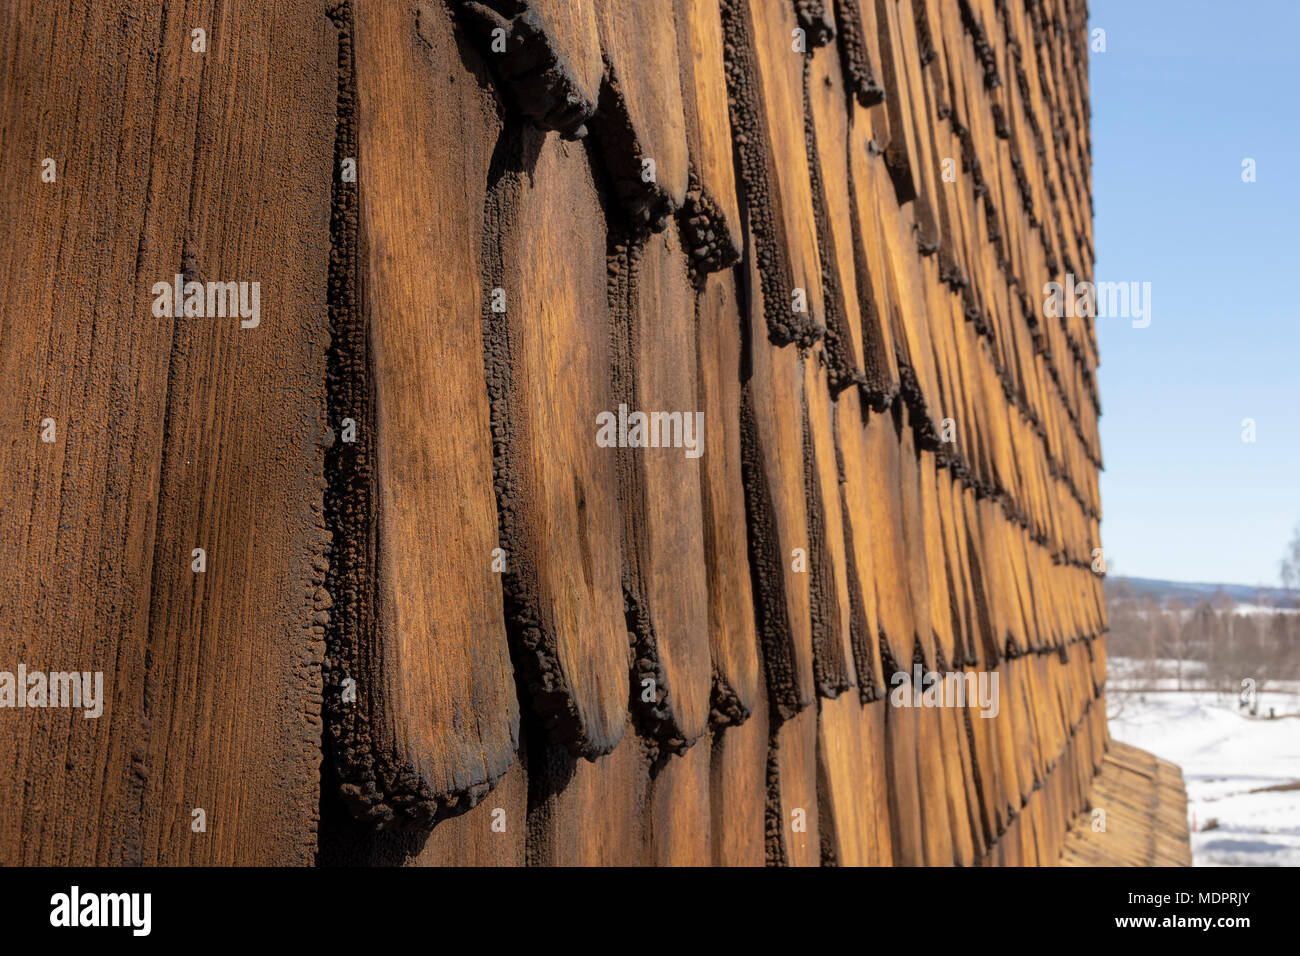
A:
[[1107, 669, 1300, 866]]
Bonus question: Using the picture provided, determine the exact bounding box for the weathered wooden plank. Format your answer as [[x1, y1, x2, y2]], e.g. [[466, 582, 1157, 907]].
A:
[[889, 0, 942, 248], [816, 693, 892, 865], [695, 269, 763, 720], [0, 0, 334, 864], [711, 695, 770, 865], [594, 0, 690, 229], [938, 698, 976, 865], [966, 667, 1005, 838], [807, 35, 867, 391], [649, 730, 713, 865], [770, 706, 820, 866], [845, 127, 901, 405], [919, 449, 955, 668], [949, 695, 989, 859], [804, 350, 855, 698], [897, 409, 936, 669], [873, 0, 921, 201], [611, 226, 712, 751], [675, 0, 744, 269], [916, 702, 956, 865], [749, 0, 826, 336], [481, 127, 628, 758], [873, 186, 941, 434], [834, 387, 886, 698], [883, 688, 925, 864], [858, 404, 917, 672], [720, 0, 822, 345], [527, 719, 651, 866], [939, 468, 979, 666], [740, 246, 817, 718], [325, 0, 521, 831]]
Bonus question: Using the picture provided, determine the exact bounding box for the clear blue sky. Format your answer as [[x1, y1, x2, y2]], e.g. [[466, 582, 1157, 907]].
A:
[[1089, 0, 1300, 587]]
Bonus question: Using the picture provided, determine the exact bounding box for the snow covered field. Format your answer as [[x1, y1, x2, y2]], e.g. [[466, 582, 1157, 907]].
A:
[[1107, 667, 1300, 866]]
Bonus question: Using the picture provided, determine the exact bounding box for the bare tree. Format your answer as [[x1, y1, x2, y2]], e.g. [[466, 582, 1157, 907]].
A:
[[1281, 521, 1300, 591], [1168, 597, 1186, 690]]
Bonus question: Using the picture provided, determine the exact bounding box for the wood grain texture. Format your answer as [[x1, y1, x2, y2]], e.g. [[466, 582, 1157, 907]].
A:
[[817, 694, 892, 865], [0, 0, 1128, 868], [649, 729, 713, 865], [527, 719, 651, 866], [696, 269, 762, 721], [481, 127, 628, 759], [595, 0, 690, 228], [674, 0, 745, 269], [769, 705, 820, 866], [740, 246, 816, 719], [883, 689, 925, 864], [0, 0, 334, 865], [324, 0, 520, 831], [611, 226, 712, 752], [710, 697, 769, 865]]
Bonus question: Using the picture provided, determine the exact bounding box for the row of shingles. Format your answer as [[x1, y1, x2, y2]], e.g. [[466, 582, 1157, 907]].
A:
[[927, 0, 1105, 666], [1058, 740, 1193, 867], [1002, 0, 1099, 419], [525, 0, 748, 865], [745, 0, 988, 866], [911, 0, 1102, 535], [317, 0, 555, 864], [320, 0, 666, 865], [812, 0, 1108, 864], [719, 0, 924, 867], [806, 0, 950, 868], [667, 0, 1103, 867], [932, 0, 1103, 572], [332, 0, 785, 868], [719, 0, 821, 866], [911, 0, 1112, 861], [946, 0, 1108, 656], [353, 0, 767, 866], [317, 0, 627, 865], [322, 0, 665, 865], [965, 0, 1098, 447], [962, 0, 1102, 475], [678, 0, 772, 866], [0, 0, 335, 864], [844, 0, 962, 858], [0, 0, 653, 867], [328, 0, 1105, 866], [551, 0, 865, 867], [681, 0, 1066, 868], [515, 0, 876, 865], [1002, 0, 1102, 481], [837, 0, 1102, 590]]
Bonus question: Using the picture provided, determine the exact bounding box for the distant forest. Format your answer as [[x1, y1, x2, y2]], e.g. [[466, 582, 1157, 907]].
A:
[[1106, 576, 1300, 696]]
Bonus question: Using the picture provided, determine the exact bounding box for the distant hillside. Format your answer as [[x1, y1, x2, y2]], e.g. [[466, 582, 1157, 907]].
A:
[[1106, 575, 1300, 609]]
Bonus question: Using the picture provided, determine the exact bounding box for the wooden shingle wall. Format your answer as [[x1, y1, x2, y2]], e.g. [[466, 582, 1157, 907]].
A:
[[1059, 740, 1194, 867], [1, 0, 1167, 866]]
